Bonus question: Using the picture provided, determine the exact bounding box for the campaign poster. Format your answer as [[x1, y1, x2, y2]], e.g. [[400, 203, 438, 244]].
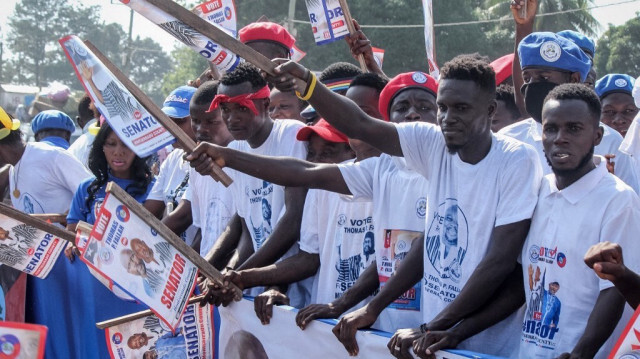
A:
[[219, 297, 500, 359], [372, 47, 385, 69], [609, 306, 640, 359], [0, 214, 66, 279], [0, 321, 47, 359], [192, 0, 238, 38], [81, 192, 198, 332], [59, 35, 176, 158], [378, 230, 422, 311], [305, 0, 350, 46], [290, 44, 307, 62], [105, 303, 215, 359], [120, 0, 241, 73]]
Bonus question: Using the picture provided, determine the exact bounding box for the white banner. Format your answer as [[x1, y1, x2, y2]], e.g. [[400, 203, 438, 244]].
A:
[[219, 298, 498, 359], [291, 44, 307, 62], [81, 190, 198, 332], [609, 306, 640, 358], [60, 35, 176, 158], [0, 321, 47, 359], [120, 0, 241, 73], [105, 303, 215, 359], [0, 214, 66, 279], [306, 0, 350, 46], [192, 0, 238, 37], [422, 0, 439, 79]]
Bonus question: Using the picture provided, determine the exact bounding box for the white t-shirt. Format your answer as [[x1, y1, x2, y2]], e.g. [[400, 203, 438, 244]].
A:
[[184, 167, 234, 256], [228, 119, 309, 307], [10, 142, 92, 214], [499, 118, 639, 191], [339, 154, 428, 332], [147, 149, 198, 246], [397, 122, 542, 356], [518, 157, 640, 359], [299, 185, 375, 310], [67, 119, 97, 167], [618, 112, 640, 193]]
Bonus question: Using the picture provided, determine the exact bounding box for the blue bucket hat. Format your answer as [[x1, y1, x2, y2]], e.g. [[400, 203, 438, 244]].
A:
[[556, 30, 595, 58], [31, 110, 76, 134], [595, 74, 635, 99], [518, 32, 592, 82], [162, 86, 196, 119]]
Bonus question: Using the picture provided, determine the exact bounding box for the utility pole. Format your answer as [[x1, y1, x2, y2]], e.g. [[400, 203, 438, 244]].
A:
[[287, 0, 297, 36], [123, 8, 134, 74]]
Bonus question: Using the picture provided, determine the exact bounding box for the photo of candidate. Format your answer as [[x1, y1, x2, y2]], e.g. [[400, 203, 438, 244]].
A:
[[130, 238, 157, 265], [0, 227, 14, 244], [425, 200, 468, 282], [224, 330, 269, 359], [143, 350, 157, 359], [363, 231, 375, 262], [121, 249, 147, 277], [541, 282, 561, 328], [127, 332, 153, 350]]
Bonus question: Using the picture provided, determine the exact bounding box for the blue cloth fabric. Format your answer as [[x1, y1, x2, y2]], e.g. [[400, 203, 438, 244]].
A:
[[40, 135, 70, 150], [595, 74, 635, 99], [518, 32, 592, 82], [31, 110, 76, 134], [27, 174, 155, 358], [556, 30, 595, 58]]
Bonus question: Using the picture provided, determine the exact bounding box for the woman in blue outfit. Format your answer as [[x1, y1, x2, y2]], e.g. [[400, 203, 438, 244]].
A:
[[27, 124, 155, 358]]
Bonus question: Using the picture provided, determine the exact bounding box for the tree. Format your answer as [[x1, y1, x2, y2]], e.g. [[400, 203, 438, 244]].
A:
[[594, 14, 640, 77], [161, 46, 209, 95]]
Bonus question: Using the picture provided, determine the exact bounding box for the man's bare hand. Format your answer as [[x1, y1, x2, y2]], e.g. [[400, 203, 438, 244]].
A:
[[387, 327, 422, 359], [254, 288, 289, 325], [344, 19, 383, 76], [295, 303, 344, 330], [331, 305, 378, 356], [584, 241, 625, 282], [185, 142, 226, 176], [64, 243, 79, 262], [198, 277, 236, 307], [264, 60, 310, 94], [510, 0, 538, 25], [413, 330, 463, 359]]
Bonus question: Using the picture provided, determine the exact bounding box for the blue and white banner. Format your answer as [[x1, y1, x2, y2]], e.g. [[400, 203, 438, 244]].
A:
[[192, 0, 238, 38], [219, 297, 499, 359], [120, 0, 241, 73], [305, 0, 350, 46], [60, 35, 176, 158]]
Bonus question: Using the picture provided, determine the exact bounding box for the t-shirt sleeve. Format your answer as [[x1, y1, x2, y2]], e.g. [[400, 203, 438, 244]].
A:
[[184, 179, 199, 228], [395, 122, 441, 180], [67, 181, 90, 224], [299, 190, 320, 254], [495, 145, 542, 226], [338, 157, 377, 201], [53, 151, 92, 196], [147, 154, 171, 201]]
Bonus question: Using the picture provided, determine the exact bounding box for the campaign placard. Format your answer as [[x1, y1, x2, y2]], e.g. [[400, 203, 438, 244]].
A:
[[378, 229, 422, 311], [105, 303, 215, 359], [121, 0, 241, 73], [609, 306, 640, 358], [0, 321, 47, 359], [305, 0, 350, 45], [0, 213, 66, 279], [80, 192, 198, 332], [192, 0, 238, 37], [59, 35, 176, 158]]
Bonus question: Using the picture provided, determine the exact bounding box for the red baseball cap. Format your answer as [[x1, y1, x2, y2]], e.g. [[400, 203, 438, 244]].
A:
[[239, 22, 295, 50], [490, 54, 514, 86], [378, 72, 438, 122], [296, 119, 348, 143]]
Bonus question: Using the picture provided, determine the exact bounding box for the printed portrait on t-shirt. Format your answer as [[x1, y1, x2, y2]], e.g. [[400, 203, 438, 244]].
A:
[[523, 265, 562, 347], [424, 199, 468, 283], [334, 216, 375, 299], [249, 181, 274, 249], [20, 194, 43, 215]]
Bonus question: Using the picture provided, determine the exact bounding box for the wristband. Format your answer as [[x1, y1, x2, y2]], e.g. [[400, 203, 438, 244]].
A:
[[296, 72, 318, 101], [420, 323, 429, 334]]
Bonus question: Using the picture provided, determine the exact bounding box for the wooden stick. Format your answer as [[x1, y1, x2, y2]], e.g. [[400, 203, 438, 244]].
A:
[[0, 203, 75, 243], [146, 0, 277, 76], [338, 0, 367, 72], [84, 40, 232, 187], [106, 182, 241, 298], [30, 213, 67, 224], [96, 295, 206, 329]]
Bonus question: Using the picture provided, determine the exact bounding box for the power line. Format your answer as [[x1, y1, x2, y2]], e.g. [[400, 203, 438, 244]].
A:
[[291, 0, 639, 28]]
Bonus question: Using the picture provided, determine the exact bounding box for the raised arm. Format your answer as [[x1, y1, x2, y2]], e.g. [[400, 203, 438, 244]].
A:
[[585, 241, 640, 309], [267, 61, 402, 156], [187, 142, 350, 194], [345, 19, 388, 80]]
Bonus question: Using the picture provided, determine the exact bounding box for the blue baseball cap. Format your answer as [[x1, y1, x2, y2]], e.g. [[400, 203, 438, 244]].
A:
[[556, 30, 595, 58], [162, 86, 196, 119], [31, 110, 76, 134], [518, 32, 592, 82], [595, 74, 635, 99]]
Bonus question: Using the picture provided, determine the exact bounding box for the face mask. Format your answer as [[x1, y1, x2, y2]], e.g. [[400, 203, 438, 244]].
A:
[[521, 82, 558, 123]]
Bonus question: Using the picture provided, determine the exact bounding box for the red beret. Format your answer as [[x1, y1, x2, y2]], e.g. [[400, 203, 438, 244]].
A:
[[490, 54, 514, 86], [296, 119, 348, 143], [378, 72, 438, 122], [239, 22, 295, 50]]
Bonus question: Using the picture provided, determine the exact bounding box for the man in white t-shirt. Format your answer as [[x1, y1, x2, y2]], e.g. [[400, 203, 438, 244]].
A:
[[189, 63, 309, 308], [144, 86, 199, 246], [418, 84, 640, 359], [68, 94, 99, 167], [191, 55, 541, 357]]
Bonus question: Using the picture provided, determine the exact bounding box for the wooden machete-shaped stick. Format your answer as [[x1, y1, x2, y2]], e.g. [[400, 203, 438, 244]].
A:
[[96, 295, 206, 329], [0, 203, 75, 243], [338, 0, 367, 72], [84, 40, 233, 187], [30, 213, 68, 224]]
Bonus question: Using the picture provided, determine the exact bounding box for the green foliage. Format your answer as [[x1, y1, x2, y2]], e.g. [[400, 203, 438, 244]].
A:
[[594, 14, 640, 77], [161, 46, 210, 95]]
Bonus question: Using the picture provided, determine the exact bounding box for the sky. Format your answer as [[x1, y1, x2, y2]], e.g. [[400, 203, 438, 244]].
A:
[[0, 0, 638, 54]]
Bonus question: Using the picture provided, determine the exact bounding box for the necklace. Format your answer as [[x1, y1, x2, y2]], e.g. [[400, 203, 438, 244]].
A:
[[12, 158, 22, 198]]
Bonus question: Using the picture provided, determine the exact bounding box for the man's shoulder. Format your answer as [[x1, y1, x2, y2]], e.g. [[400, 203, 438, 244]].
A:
[[492, 132, 540, 163], [498, 118, 535, 139]]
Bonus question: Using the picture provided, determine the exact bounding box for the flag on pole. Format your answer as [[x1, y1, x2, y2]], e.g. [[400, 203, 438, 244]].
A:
[[60, 35, 176, 158], [422, 0, 439, 78], [372, 46, 385, 69], [305, 0, 350, 45], [192, 0, 238, 37], [291, 44, 307, 62]]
